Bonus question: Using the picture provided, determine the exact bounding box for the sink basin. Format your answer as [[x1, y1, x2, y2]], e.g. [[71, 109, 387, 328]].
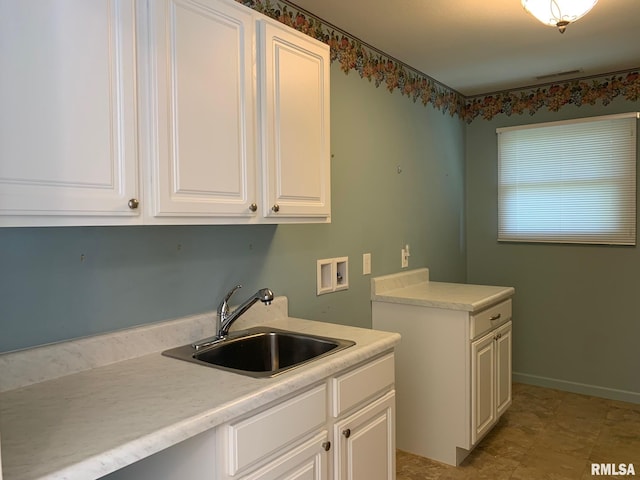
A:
[[162, 327, 355, 378]]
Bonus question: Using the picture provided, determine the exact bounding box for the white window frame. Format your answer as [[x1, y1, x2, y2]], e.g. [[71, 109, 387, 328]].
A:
[[497, 112, 638, 245]]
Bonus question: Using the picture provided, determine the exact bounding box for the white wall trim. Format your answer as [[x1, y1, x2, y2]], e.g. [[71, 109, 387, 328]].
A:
[[513, 371, 640, 405]]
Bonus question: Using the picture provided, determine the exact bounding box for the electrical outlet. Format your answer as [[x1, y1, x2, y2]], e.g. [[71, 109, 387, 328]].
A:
[[363, 253, 371, 275], [401, 244, 410, 268]]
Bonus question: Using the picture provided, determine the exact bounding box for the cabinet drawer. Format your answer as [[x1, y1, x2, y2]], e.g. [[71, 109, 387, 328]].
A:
[[225, 384, 327, 475], [331, 353, 394, 417], [470, 299, 511, 339]]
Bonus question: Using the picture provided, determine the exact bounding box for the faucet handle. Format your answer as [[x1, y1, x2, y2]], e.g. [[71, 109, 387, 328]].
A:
[[218, 284, 242, 318], [224, 284, 242, 302]]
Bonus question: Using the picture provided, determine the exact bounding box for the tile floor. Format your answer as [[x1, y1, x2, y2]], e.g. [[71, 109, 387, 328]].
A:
[[396, 383, 640, 479]]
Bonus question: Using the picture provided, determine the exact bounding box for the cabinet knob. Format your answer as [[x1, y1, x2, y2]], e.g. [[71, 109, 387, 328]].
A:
[[321, 441, 331, 451], [127, 198, 139, 210], [342, 428, 351, 438], [249, 203, 257, 212], [272, 204, 280, 213]]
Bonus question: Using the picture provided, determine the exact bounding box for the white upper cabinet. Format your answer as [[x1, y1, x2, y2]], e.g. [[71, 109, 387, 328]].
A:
[[0, 0, 330, 226], [141, 0, 258, 222], [0, 0, 140, 226], [259, 20, 331, 221]]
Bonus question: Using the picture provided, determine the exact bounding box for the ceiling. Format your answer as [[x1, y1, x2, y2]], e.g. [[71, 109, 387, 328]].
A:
[[288, 0, 640, 97]]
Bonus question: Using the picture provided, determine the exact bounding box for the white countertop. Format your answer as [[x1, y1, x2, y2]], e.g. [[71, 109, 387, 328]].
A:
[[371, 268, 514, 312], [0, 298, 400, 480]]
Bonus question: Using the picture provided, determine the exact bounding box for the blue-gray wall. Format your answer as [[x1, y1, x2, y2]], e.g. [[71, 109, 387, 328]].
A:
[[466, 97, 640, 401], [0, 64, 467, 353], [5, 29, 636, 404]]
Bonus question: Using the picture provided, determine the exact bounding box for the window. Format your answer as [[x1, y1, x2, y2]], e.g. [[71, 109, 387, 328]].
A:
[[497, 113, 638, 245]]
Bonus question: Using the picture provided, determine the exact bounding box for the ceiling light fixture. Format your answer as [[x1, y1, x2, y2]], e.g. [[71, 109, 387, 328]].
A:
[[521, 0, 598, 33]]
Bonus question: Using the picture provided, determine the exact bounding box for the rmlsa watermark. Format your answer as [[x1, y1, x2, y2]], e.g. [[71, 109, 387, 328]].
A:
[[591, 463, 636, 476]]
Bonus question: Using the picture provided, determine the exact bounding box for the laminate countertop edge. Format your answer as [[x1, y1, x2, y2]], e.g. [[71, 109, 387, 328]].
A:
[[371, 272, 515, 313]]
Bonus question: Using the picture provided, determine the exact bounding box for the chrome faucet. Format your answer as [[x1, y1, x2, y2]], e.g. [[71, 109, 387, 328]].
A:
[[216, 285, 274, 339], [192, 285, 274, 350]]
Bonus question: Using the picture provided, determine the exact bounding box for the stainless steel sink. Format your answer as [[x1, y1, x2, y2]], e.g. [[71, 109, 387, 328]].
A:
[[162, 327, 355, 378]]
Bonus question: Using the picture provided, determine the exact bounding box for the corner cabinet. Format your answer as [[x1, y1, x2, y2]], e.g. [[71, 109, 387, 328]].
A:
[[0, 0, 140, 226], [0, 0, 331, 227]]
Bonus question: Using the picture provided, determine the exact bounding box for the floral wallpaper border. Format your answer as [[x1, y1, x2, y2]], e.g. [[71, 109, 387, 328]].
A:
[[239, 0, 640, 123], [465, 71, 640, 122]]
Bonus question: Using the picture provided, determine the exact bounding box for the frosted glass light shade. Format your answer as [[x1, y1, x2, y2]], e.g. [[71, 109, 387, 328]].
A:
[[521, 0, 598, 31]]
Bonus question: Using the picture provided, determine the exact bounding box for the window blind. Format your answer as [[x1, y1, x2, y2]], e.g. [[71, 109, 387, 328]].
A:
[[497, 113, 638, 245]]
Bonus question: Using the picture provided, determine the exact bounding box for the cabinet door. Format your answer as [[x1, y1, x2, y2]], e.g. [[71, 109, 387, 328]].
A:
[[223, 384, 327, 477], [259, 20, 331, 221], [239, 431, 329, 480], [143, 0, 257, 220], [0, 0, 139, 226], [495, 321, 512, 417], [471, 330, 496, 445], [334, 390, 396, 480]]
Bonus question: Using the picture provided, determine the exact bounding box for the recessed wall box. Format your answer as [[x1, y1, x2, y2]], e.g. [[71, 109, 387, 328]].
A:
[[317, 258, 334, 295], [317, 256, 349, 295]]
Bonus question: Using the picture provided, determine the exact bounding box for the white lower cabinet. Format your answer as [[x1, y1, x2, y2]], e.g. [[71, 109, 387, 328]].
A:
[[219, 352, 396, 480], [333, 391, 395, 480], [330, 352, 396, 480], [237, 431, 329, 480], [471, 320, 512, 444], [495, 322, 513, 418], [471, 328, 497, 444], [219, 384, 328, 478], [372, 297, 513, 466]]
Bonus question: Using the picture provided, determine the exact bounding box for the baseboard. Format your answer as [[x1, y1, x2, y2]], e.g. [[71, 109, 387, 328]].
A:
[[513, 372, 640, 405]]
